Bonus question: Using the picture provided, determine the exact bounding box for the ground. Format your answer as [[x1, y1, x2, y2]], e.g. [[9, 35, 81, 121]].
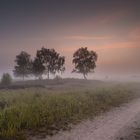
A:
[[30, 98, 140, 140], [0, 78, 140, 140]]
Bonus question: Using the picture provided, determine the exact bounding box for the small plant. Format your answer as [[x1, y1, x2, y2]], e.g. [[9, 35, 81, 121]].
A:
[[1, 73, 12, 86]]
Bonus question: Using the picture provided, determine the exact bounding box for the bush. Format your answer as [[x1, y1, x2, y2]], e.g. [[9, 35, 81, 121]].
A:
[[1, 73, 12, 86]]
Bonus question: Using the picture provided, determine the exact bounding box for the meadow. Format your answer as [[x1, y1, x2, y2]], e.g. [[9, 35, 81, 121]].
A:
[[0, 80, 138, 140]]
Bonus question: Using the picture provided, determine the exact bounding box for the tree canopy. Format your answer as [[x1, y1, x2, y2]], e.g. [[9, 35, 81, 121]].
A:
[[13, 51, 32, 80], [72, 47, 98, 79], [35, 47, 65, 79], [32, 57, 45, 79], [13, 47, 98, 80]]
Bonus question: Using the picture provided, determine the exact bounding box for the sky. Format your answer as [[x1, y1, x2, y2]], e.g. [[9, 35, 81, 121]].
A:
[[0, 0, 140, 79]]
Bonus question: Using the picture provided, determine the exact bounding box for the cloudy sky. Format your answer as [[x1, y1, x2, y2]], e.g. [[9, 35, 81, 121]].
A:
[[0, 0, 140, 79]]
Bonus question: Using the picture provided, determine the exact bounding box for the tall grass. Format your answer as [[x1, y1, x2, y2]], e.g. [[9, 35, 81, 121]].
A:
[[0, 87, 134, 140]]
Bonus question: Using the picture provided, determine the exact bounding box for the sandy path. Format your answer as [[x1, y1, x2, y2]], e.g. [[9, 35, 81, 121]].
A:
[[31, 98, 140, 140]]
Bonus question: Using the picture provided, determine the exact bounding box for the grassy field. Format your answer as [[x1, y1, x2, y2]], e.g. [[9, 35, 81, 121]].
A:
[[0, 82, 136, 140]]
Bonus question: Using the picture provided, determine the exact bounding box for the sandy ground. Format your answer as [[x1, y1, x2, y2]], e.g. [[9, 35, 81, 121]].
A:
[[31, 98, 140, 140]]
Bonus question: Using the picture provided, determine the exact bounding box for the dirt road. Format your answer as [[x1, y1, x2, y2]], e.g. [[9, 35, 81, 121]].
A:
[[32, 98, 140, 140]]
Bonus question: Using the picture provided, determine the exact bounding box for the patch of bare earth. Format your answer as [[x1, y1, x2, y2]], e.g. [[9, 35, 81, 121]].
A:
[[30, 98, 140, 140]]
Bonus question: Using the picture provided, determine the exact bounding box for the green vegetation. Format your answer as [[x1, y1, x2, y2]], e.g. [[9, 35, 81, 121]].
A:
[[72, 47, 97, 79], [13, 48, 65, 80], [0, 87, 135, 140], [124, 126, 140, 140], [131, 128, 140, 140], [13, 47, 98, 80], [1, 73, 12, 86], [13, 51, 32, 80]]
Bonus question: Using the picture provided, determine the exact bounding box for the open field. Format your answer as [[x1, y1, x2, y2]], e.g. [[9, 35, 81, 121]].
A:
[[0, 79, 139, 140]]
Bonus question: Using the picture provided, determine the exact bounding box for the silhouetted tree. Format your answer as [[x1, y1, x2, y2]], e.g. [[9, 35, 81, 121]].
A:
[[56, 56, 65, 74], [1, 73, 12, 86], [13, 51, 32, 80], [72, 47, 98, 79], [32, 57, 45, 79], [36, 47, 65, 79]]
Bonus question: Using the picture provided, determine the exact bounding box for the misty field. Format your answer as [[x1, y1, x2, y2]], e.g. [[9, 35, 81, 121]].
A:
[[0, 84, 136, 140]]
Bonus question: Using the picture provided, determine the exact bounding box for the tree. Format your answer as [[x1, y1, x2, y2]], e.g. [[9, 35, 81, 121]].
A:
[[57, 56, 65, 74], [13, 51, 32, 80], [72, 47, 98, 79], [36, 47, 65, 79], [32, 57, 45, 79], [1, 73, 12, 86]]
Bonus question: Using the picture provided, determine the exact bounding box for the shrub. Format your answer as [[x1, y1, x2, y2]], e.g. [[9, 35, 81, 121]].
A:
[[1, 73, 12, 86]]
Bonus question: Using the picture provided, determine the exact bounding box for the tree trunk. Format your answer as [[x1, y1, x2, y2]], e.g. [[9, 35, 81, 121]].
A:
[[38, 75, 42, 80], [47, 71, 50, 79], [23, 75, 24, 81], [83, 73, 87, 80]]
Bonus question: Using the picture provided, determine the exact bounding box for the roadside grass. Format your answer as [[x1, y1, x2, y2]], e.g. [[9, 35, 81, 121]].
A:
[[133, 128, 140, 140], [0, 86, 135, 140], [124, 127, 140, 140]]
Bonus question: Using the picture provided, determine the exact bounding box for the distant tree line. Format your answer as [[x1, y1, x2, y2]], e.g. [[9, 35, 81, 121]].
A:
[[13, 47, 98, 80]]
